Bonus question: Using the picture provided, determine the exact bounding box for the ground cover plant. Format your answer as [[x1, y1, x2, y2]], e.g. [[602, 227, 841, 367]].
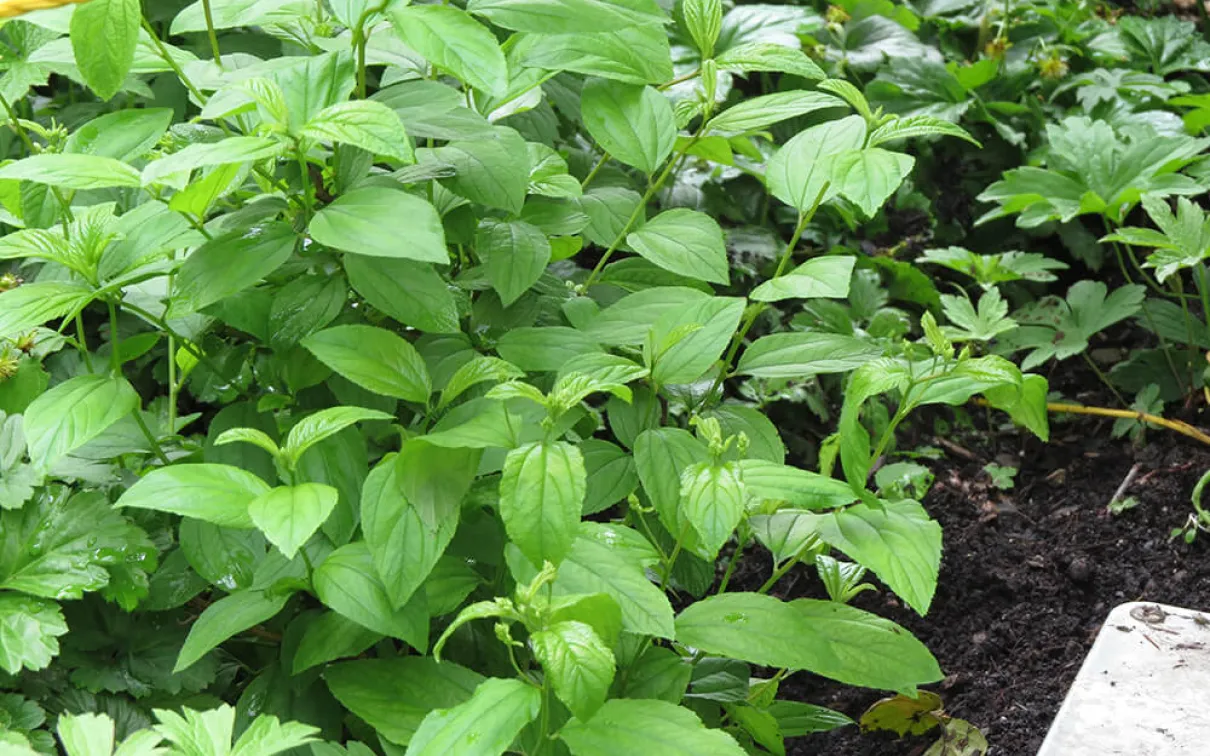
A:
[[1, 0, 1210, 754]]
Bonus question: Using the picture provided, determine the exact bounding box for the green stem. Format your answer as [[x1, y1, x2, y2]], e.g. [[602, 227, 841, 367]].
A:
[[75, 314, 94, 373], [758, 552, 805, 595], [580, 153, 610, 190], [660, 522, 691, 593], [700, 185, 828, 409], [202, 0, 224, 67], [0, 90, 35, 154], [535, 673, 552, 755], [109, 298, 171, 465], [716, 543, 743, 594], [120, 301, 228, 380], [1082, 351, 1129, 408], [296, 144, 314, 222], [1175, 276, 1201, 389], [142, 18, 208, 104], [1199, 263, 1210, 350]]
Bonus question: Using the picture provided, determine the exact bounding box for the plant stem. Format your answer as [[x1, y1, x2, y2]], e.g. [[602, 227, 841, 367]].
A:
[[580, 152, 610, 189], [74, 314, 94, 372], [758, 551, 805, 595], [0, 90, 35, 153], [109, 298, 171, 465], [700, 186, 828, 409], [973, 398, 1210, 447], [296, 144, 314, 222], [716, 543, 743, 594], [1081, 351, 1129, 408], [202, 0, 224, 67], [660, 522, 691, 592]]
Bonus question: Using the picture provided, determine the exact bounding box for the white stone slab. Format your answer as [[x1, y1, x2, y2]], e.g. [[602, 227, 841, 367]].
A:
[[1037, 601, 1210, 755]]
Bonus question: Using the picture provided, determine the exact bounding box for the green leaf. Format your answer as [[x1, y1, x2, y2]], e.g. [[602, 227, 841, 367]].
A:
[[171, 221, 296, 315], [66, 108, 174, 162], [751, 256, 855, 302], [302, 325, 431, 402], [440, 356, 526, 409], [406, 678, 540, 756], [867, 114, 980, 147], [496, 327, 603, 372], [115, 464, 270, 529], [313, 542, 428, 649], [736, 332, 884, 378], [346, 255, 461, 334], [142, 137, 287, 186], [508, 524, 675, 638], [740, 460, 856, 510], [766, 115, 866, 212], [23, 375, 139, 469], [248, 484, 339, 560], [500, 440, 587, 567], [0, 154, 141, 190], [468, 0, 660, 33], [649, 297, 745, 385], [581, 439, 638, 515], [560, 699, 746, 756], [175, 589, 289, 673], [215, 427, 281, 459], [283, 406, 393, 465], [293, 611, 383, 674], [477, 220, 552, 306], [432, 128, 530, 213], [389, 5, 509, 96], [714, 42, 826, 80], [310, 187, 448, 263], [362, 454, 457, 609], [0, 281, 93, 340], [300, 101, 414, 163], [680, 461, 745, 560], [813, 499, 941, 615], [580, 78, 676, 174], [325, 657, 484, 746], [530, 621, 615, 721], [708, 92, 843, 134], [0, 595, 67, 674], [675, 593, 942, 692], [511, 26, 674, 85], [683, 0, 722, 57], [57, 712, 115, 756], [69, 0, 139, 101], [172, 0, 298, 32], [626, 209, 729, 285], [827, 148, 916, 218], [634, 427, 707, 540]]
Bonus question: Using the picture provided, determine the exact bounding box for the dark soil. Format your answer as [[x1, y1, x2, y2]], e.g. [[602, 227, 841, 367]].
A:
[[752, 415, 1210, 755]]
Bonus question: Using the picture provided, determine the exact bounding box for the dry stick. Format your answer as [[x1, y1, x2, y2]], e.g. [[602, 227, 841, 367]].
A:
[[973, 398, 1210, 447], [1109, 463, 1142, 509]]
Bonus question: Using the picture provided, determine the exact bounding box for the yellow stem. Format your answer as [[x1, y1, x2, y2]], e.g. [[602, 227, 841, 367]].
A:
[[975, 399, 1210, 447]]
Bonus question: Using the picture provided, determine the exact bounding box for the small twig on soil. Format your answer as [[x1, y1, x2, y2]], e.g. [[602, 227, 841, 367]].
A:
[[934, 436, 979, 461], [974, 399, 1210, 447], [1108, 463, 1141, 509]]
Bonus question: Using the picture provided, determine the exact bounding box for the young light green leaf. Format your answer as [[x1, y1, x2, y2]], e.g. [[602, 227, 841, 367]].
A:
[[867, 114, 981, 147], [477, 219, 552, 306], [0, 281, 93, 340], [175, 590, 290, 673], [750, 256, 855, 302], [283, 406, 393, 465], [406, 678, 540, 756], [675, 593, 942, 691], [715, 42, 826, 80], [0, 595, 67, 675], [213, 427, 282, 458], [683, 0, 722, 57], [500, 441, 587, 567], [313, 542, 428, 649], [142, 137, 287, 186], [66, 108, 174, 162], [766, 115, 866, 212], [827, 148, 916, 218], [530, 620, 615, 721], [302, 325, 431, 403], [439, 356, 526, 409], [740, 460, 857, 510], [626, 209, 729, 285], [560, 699, 746, 756], [813, 499, 941, 615], [70, 0, 140, 101], [23, 375, 139, 469], [649, 296, 745, 385], [0, 154, 141, 190], [581, 79, 676, 174], [171, 221, 296, 315], [309, 187, 448, 263], [300, 101, 414, 163], [115, 464, 270, 529], [389, 5, 509, 96], [248, 483, 339, 559], [707, 91, 843, 134], [57, 711, 115, 756], [680, 461, 745, 560]]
